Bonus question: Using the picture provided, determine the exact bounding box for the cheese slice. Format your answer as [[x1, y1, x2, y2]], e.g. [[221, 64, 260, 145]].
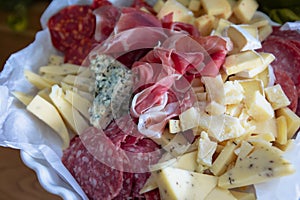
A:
[[62, 75, 91, 92], [49, 85, 89, 135], [12, 91, 33, 106], [39, 64, 83, 75], [64, 90, 91, 119], [42, 74, 64, 85], [218, 142, 295, 189], [155, 167, 218, 200], [24, 70, 52, 89], [26, 95, 69, 148]]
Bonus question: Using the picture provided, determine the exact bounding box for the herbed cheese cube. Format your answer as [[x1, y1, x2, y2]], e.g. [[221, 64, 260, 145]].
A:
[[233, 0, 258, 23], [265, 84, 290, 110], [168, 119, 181, 133]]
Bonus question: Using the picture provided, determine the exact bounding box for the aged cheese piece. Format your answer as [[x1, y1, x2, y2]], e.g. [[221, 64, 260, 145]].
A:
[[24, 70, 52, 89], [179, 107, 200, 131], [211, 141, 237, 176], [188, 0, 201, 12], [233, 0, 258, 23], [205, 187, 237, 200], [237, 79, 264, 108], [153, 0, 164, 13], [155, 167, 217, 200], [157, 0, 194, 24], [12, 91, 33, 106], [26, 95, 69, 148], [212, 18, 232, 36], [265, 84, 290, 110], [64, 90, 91, 119], [218, 142, 295, 189], [49, 85, 89, 135], [247, 91, 274, 121], [258, 24, 273, 41], [195, 15, 216, 36], [202, 74, 225, 105], [205, 101, 226, 116], [224, 81, 244, 105], [276, 107, 300, 139]]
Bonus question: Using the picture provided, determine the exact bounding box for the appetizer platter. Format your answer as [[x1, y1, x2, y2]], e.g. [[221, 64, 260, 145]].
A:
[[1, 0, 300, 199]]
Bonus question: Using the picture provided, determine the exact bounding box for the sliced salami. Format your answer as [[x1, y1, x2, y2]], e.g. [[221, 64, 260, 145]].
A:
[[62, 136, 123, 200], [48, 5, 96, 52], [144, 189, 161, 200], [113, 172, 134, 199]]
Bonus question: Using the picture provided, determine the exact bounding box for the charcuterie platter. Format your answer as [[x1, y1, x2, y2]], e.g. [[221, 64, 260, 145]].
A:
[[1, 0, 300, 199]]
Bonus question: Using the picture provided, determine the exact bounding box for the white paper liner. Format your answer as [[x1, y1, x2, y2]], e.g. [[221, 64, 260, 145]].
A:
[[0, 0, 300, 199]]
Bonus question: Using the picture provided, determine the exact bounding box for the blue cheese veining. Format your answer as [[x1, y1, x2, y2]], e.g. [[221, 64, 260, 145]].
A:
[[89, 54, 133, 129]]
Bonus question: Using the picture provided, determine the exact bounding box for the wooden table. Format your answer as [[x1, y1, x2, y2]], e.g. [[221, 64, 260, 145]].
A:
[[0, 2, 63, 199], [0, 147, 62, 200]]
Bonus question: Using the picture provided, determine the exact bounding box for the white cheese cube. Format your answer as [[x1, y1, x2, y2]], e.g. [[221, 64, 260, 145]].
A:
[[168, 119, 181, 133]]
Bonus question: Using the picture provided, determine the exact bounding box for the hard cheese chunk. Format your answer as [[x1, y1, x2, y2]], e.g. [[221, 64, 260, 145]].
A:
[[247, 91, 274, 121], [26, 95, 69, 148], [276, 107, 300, 139], [218, 142, 295, 189], [265, 84, 290, 110], [24, 70, 52, 89], [233, 0, 258, 23], [155, 167, 217, 200]]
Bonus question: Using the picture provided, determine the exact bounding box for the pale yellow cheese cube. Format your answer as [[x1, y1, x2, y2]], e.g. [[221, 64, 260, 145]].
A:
[[194, 14, 216, 36], [224, 81, 244, 105], [177, 0, 190, 6], [212, 18, 232, 36], [153, 0, 165, 13], [265, 84, 290, 110], [249, 14, 270, 28], [276, 115, 288, 145], [276, 107, 300, 139], [233, 0, 258, 23], [202, 0, 231, 17], [247, 91, 274, 121], [157, 0, 194, 24], [238, 79, 264, 108]]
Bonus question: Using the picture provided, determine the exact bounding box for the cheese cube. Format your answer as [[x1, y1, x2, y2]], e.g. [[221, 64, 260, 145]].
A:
[[227, 25, 261, 54], [247, 91, 274, 121], [223, 50, 263, 76], [238, 79, 264, 108], [155, 167, 217, 200], [157, 0, 194, 24], [194, 15, 216, 36], [205, 101, 226, 116], [202, 0, 231, 17], [226, 103, 243, 117], [249, 118, 277, 141], [224, 81, 244, 105], [177, 0, 190, 6], [233, 0, 258, 23], [211, 141, 237, 176], [202, 74, 225, 105], [249, 14, 269, 28], [212, 18, 232, 36], [218, 142, 295, 189], [276, 107, 300, 139], [265, 84, 290, 110], [276, 116, 288, 145], [153, 0, 165, 13], [179, 107, 200, 131], [236, 53, 275, 78]]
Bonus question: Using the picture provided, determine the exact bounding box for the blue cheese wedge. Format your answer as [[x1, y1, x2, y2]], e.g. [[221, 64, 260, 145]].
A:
[[89, 55, 132, 129]]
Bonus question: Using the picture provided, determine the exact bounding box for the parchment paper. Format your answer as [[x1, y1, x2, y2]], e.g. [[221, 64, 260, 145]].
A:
[[0, 0, 299, 199]]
